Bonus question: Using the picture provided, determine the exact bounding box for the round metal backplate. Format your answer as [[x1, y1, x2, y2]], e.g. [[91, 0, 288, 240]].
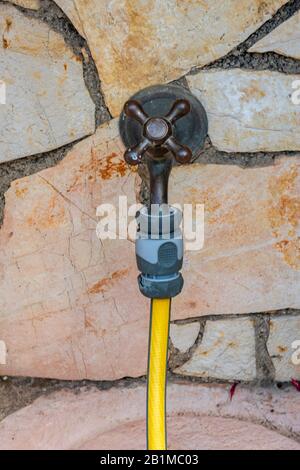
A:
[[119, 84, 208, 160]]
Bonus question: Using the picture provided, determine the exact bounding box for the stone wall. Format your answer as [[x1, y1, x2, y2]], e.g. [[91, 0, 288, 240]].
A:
[[0, 0, 299, 388]]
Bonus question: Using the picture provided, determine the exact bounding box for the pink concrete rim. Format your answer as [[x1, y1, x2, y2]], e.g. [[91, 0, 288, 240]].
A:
[[0, 382, 299, 450]]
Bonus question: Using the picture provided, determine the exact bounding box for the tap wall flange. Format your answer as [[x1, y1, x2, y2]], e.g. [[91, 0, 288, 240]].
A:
[[119, 83, 208, 165]]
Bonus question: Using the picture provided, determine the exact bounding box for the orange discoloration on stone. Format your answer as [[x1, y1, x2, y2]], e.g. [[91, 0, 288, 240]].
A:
[[189, 188, 222, 224], [197, 335, 224, 357], [268, 196, 300, 230], [88, 268, 129, 294], [58, 64, 69, 86], [67, 146, 134, 192], [42, 1, 289, 115], [240, 81, 266, 102], [32, 71, 41, 80], [188, 301, 197, 309], [256, 0, 279, 19], [98, 152, 129, 180], [84, 317, 99, 335], [2, 16, 12, 49], [26, 195, 66, 230], [176, 0, 209, 13], [275, 239, 300, 270], [98, 0, 156, 99], [269, 165, 298, 197], [5, 18, 12, 32], [278, 345, 288, 353], [199, 189, 221, 214], [15, 186, 28, 199], [268, 164, 300, 270], [2, 37, 9, 49]]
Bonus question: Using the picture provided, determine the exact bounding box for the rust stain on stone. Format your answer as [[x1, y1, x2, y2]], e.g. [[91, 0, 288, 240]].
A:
[[189, 188, 222, 224], [269, 165, 298, 198], [100, 0, 156, 102], [26, 195, 66, 229], [268, 164, 300, 270], [256, 0, 279, 19], [15, 186, 28, 199], [84, 317, 99, 335], [268, 195, 300, 230], [2, 37, 9, 49], [88, 268, 129, 294], [98, 152, 129, 180], [198, 336, 223, 357], [240, 81, 266, 102], [5, 18, 12, 31], [278, 345, 288, 353], [274, 239, 300, 270], [68, 148, 135, 192], [176, 0, 209, 13], [32, 71, 41, 80], [2, 16, 13, 49], [199, 350, 209, 357]]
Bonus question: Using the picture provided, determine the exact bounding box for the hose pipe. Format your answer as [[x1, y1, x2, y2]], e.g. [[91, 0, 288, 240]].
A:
[[137, 205, 183, 449], [119, 84, 208, 450], [147, 298, 171, 450]]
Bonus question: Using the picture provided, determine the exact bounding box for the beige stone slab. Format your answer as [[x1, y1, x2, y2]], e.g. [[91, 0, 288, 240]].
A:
[[54, 0, 288, 116], [170, 157, 300, 318], [0, 4, 95, 163], [249, 11, 300, 59], [268, 316, 300, 382], [9, 0, 40, 9], [0, 118, 148, 380], [0, 383, 299, 449], [187, 69, 300, 152], [170, 322, 200, 353], [175, 318, 256, 381]]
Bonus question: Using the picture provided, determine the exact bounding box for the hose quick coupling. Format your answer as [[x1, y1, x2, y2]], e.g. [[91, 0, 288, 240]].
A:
[[136, 205, 183, 299]]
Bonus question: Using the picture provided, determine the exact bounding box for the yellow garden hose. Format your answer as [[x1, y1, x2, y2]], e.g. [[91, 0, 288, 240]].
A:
[[119, 88, 206, 450], [147, 298, 171, 450]]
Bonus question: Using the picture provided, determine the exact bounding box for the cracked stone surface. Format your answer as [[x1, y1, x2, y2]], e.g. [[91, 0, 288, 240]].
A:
[[0, 118, 148, 380], [171, 157, 300, 318], [9, 0, 40, 9], [174, 318, 256, 381], [170, 322, 200, 353], [268, 316, 300, 382], [0, 383, 299, 450], [187, 70, 300, 152], [54, 0, 288, 116], [0, 3, 95, 163], [249, 11, 300, 59], [0, 118, 299, 379]]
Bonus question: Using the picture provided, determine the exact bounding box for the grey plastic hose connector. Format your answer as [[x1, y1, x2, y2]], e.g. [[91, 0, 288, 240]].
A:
[[135, 205, 183, 298]]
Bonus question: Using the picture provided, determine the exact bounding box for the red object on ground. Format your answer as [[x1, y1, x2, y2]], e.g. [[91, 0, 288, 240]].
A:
[[291, 379, 300, 392], [230, 383, 239, 401]]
